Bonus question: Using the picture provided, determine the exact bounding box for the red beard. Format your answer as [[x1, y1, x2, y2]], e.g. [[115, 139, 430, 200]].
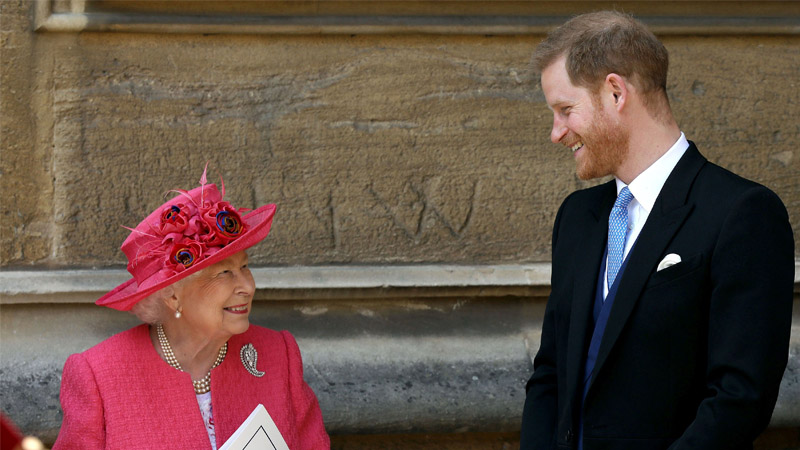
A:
[[573, 107, 630, 180]]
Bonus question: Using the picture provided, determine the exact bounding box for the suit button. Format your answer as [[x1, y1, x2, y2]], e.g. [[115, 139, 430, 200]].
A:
[[565, 429, 572, 442]]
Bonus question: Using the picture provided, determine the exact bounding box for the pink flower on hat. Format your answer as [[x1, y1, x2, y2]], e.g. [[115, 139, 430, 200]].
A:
[[154, 198, 247, 270], [198, 202, 247, 247], [156, 203, 196, 235], [214, 207, 246, 239], [166, 238, 204, 273]]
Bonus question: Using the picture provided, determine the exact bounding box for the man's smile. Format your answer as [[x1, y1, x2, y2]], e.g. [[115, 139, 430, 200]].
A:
[[570, 141, 584, 153]]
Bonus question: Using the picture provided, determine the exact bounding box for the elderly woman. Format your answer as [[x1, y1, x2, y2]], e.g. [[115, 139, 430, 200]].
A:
[[53, 168, 329, 449]]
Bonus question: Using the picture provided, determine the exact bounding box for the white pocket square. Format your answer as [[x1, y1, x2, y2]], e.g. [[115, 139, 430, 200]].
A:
[[657, 253, 682, 272]]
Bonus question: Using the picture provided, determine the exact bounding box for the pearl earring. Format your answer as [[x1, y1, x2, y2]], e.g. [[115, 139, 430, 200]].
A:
[[175, 310, 182, 319]]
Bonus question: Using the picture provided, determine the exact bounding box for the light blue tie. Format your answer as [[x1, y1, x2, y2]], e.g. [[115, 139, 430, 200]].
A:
[[607, 186, 634, 289]]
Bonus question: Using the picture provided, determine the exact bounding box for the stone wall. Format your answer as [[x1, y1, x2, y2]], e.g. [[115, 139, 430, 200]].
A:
[[1, 0, 798, 447]]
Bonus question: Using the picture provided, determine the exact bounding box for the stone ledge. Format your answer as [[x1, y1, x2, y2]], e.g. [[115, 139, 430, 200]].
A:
[[33, 0, 800, 35], [35, 13, 800, 35], [2, 262, 798, 303], [0, 264, 552, 303]]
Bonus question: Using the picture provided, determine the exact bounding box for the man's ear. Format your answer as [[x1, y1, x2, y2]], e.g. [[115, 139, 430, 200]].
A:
[[604, 73, 628, 112]]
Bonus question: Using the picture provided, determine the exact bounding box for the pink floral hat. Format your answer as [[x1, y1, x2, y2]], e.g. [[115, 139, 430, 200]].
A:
[[96, 165, 276, 311]]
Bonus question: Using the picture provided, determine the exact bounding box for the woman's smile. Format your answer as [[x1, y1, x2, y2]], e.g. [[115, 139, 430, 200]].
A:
[[224, 304, 249, 314]]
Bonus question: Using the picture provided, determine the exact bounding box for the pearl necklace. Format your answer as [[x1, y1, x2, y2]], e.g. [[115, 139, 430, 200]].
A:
[[156, 323, 227, 394]]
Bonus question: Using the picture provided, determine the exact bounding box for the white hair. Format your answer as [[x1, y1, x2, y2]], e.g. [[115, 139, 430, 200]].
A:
[[129, 270, 202, 324], [130, 285, 174, 324]]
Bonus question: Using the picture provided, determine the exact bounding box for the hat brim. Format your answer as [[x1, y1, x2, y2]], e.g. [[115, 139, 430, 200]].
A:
[[95, 203, 276, 311]]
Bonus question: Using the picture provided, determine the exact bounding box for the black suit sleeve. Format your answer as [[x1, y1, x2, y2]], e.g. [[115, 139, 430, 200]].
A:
[[520, 195, 571, 450], [669, 186, 794, 449]]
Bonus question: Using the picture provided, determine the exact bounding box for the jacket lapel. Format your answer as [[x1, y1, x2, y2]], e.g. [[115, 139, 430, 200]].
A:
[[586, 144, 707, 393], [565, 181, 616, 414]]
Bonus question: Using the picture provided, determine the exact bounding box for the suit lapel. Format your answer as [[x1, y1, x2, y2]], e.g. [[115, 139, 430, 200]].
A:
[[587, 144, 707, 394], [565, 181, 616, 413]]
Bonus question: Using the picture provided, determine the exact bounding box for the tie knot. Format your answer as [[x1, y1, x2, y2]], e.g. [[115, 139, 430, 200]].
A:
[[614, 186, 633, 209]]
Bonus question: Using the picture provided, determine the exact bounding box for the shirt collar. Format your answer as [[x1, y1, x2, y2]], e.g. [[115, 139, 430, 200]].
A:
[[615, 132, 689, 213]]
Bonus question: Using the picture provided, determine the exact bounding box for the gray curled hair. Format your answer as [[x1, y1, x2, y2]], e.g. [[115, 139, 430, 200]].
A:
[[130, 271, 201, 324], [130, 285, 175, 324]]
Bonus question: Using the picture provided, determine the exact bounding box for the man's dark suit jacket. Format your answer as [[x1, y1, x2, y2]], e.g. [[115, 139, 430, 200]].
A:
[[520, 143, 794, 450]]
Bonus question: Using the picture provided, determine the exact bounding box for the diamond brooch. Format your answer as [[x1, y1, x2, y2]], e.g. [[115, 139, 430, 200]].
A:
[[240, 343, 265, 377]]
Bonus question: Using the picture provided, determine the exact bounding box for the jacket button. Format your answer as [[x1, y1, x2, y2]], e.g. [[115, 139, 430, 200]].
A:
[[565, 429, 572, 442]]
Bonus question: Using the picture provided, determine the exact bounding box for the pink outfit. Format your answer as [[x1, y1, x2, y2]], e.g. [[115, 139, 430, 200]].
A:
[[53, 324, 330, 449]]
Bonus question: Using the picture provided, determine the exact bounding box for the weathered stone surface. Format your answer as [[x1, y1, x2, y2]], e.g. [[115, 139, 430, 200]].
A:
[[2, 0, 798, 267], [37, 33, 553, 266], [0, 1, 54, 265], [330, 432, 521, 450], [773, 326, 800, 427], [666, 36, 800, 213]]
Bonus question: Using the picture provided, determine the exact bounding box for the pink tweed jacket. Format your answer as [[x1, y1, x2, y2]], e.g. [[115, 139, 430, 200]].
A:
[[53, 324, 330, 449]]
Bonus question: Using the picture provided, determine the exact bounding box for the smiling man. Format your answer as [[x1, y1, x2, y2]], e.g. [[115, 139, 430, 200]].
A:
[[520, 11, 794, 450]]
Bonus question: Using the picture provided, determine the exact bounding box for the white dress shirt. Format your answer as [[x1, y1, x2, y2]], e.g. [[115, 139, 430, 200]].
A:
[[604, 132, 690, 297]]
